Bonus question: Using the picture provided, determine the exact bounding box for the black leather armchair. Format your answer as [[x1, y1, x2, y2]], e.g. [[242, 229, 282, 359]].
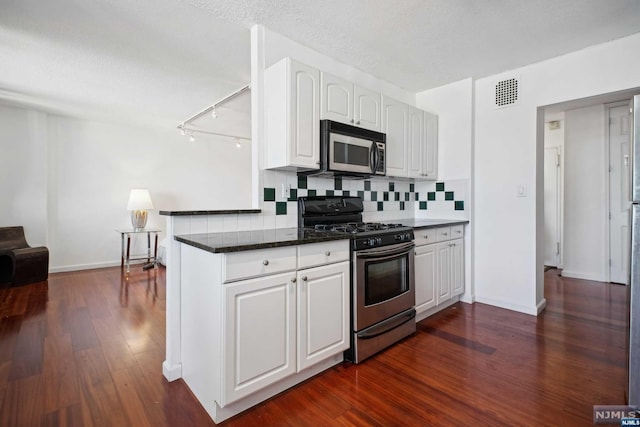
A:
[[0, 226, 49, 286]]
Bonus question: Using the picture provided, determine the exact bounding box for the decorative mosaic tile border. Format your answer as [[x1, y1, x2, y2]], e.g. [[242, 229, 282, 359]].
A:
[[262, 173, 464, 215]]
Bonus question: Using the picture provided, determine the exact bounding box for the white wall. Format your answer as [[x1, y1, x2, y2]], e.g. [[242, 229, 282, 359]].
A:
[[0, 105, 48, 246], [1, 104, 252, 271], [474, 32, 640, 315], [561, 105, 607, 281], [416, 78, 473, 181]]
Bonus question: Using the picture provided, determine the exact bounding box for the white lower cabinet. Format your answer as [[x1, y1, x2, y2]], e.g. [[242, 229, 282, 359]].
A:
[[223, 272, 296, 405], [414, 243, 436, 310], [179, 240, 349, 423], [297, 261, 349, 371], [414, 225, 465, 321]]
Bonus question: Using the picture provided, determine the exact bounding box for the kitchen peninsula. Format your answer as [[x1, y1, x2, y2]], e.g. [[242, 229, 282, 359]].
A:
[[161, 208, 468, 423]]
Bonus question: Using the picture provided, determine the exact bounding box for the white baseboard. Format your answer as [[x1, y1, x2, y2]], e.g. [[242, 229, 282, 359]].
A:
[[49, 260, 122, 273], [559, 270, 606, 282], [162, 361, 182, 382], [474, 295, 540, 316]]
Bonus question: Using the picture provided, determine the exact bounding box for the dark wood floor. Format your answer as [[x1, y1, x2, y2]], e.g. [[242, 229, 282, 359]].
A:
[[0, 266, 628, 426]]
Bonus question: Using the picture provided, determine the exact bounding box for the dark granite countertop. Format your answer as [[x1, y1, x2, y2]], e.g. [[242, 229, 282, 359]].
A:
[[390, 218, 469, 229], [175, 228, 351, 254], [159, 209, 261, 216]]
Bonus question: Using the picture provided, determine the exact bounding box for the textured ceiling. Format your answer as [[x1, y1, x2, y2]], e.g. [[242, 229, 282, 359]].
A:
[[1, 0, 640, 129]]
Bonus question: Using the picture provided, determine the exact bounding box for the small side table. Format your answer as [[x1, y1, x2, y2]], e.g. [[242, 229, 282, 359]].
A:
[[116, 228, 161, 272]]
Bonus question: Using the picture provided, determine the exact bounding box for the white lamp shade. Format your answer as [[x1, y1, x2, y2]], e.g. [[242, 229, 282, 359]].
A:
[[127, 189, 154, 210]]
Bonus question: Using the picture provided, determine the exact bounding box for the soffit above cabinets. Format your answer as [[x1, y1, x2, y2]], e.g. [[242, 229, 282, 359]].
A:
[[179, 85, 251, 141]]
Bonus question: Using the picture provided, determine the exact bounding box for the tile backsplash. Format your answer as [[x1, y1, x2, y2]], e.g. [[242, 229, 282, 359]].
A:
[[169, 172, 469, 235], [260, 170, 468, 226]]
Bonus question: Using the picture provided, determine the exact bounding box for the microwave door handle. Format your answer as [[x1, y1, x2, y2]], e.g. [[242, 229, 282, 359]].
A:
[[371, 141, 380, 173], [369, 141, 376, 173]]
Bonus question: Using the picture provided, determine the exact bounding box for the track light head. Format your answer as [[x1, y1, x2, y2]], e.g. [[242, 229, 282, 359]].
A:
[[189, 132, 195, 142], [211, 108, 218, 119]]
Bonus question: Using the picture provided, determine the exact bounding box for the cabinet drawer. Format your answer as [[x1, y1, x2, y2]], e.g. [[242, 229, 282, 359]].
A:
[[414, 228, 436, 246], [436, 227, 452, 242], [224, 246, 297, 282], [298, 240, 349, 269], [451, 224, 464, 239]]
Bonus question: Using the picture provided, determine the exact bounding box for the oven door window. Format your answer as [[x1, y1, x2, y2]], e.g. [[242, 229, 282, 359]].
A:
[[364, 255, 409, 306]]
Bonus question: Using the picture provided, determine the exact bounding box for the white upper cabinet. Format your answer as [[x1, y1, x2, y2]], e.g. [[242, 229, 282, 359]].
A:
[[321, 72, 381, 132], [382, 96, 409, 177], [423, 112, 438, 180], [383, 96, 438, 180], [321, 73, 352, 124], [407, 106, 425, 178], [354, 85, 382, 132], [263, 57, 436, 177], [265, 58, 320, 171]]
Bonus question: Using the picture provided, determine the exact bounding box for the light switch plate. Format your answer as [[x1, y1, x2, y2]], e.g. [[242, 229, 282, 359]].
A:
[[517, 185, 527, 197]]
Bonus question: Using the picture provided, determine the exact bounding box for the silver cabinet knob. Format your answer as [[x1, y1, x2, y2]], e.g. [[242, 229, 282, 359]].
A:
[[263, 260, 269, 266], [356, 121, 360, 125], [423, 235, 429, 239], [350, 119, 354, 124], [325, 251, 331, 256], [443, 232, 448, 236], [301, 276, 308, 281], [291, 277, 297, 283]]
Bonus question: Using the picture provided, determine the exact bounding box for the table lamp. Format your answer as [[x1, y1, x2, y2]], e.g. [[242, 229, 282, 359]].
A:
[[127, 189, 153, 230]]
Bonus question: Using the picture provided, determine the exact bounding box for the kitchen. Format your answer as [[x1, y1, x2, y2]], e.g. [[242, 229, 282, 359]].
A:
[[2, 1, 640, 425]]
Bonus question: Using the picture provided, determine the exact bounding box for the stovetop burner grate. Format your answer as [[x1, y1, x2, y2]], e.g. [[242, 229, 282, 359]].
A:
[[313, 222, 407, 234]]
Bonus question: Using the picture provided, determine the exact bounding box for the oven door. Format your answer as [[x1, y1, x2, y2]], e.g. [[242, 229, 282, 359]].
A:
[[353, 241, 415, 331]]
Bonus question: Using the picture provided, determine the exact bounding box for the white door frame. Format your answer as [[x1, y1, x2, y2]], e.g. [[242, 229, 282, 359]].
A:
[[605, 100, 632, 283], [543, 145, 563, 268]]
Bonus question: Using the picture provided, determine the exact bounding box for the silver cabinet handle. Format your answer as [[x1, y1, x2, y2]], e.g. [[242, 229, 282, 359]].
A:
[[356, 121, 360, 125], [350, 119, 354, 124], [443, 232, 448, 236], [301, 276, 308, 281], [325, 251, 331, 256], [291, 277, 297, 283], [263, 260, 269, 266], [423, 235, 429, 239]]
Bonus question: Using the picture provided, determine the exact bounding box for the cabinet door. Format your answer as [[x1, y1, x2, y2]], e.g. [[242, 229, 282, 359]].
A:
[[436, 242, 451, 304], [223, 272, 296, 406], [423, 112, 438, 180], [354, 85, 381, 132], [290, 61, 321, 168], [264, 57, 320, 170], [321, 72, 353, 124], [297, 262, 349, 371], [415, 244, 437, 311], [382, 96, 408, 177], [451, 239, 464, 297], [407, 106, 425, 178]]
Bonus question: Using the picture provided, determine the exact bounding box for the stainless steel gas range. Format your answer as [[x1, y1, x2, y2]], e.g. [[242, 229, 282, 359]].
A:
[[298, 196, 416, 363]]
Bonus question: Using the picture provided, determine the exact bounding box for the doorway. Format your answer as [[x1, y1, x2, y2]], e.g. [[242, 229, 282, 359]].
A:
[[541, 94, 636, 285]]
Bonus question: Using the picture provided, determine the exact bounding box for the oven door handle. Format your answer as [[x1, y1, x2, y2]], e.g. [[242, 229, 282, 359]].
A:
[[356, 242, 414, 259]]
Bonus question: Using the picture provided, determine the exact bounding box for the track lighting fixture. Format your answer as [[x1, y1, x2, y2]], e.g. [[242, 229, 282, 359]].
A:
[[189, 132, 195, 142], [211, 108, 218, 119], [235, 137, 241, 148]]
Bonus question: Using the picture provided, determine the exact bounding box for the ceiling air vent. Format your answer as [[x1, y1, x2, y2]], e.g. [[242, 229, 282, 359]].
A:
[[495, 77, 519, 108]]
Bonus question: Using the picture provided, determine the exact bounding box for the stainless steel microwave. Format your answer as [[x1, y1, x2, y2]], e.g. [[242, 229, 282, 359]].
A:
[[318, 120, 386, 178]]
